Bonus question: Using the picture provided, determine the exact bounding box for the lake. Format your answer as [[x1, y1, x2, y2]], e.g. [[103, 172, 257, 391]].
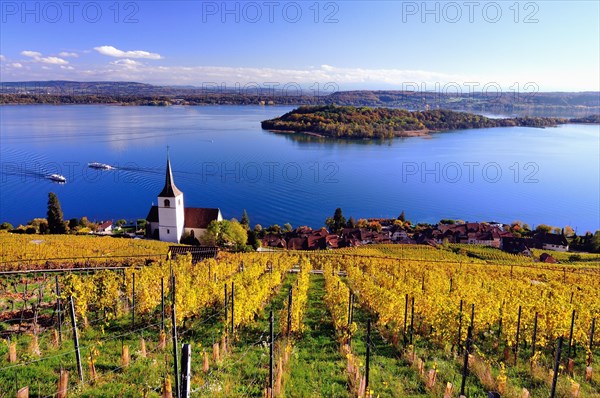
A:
[[0, 105, 598, 233]]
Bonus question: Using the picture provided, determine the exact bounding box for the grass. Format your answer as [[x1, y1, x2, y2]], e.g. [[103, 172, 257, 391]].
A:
[[197, 272, 298, 397], [284, 274, 348, 397]]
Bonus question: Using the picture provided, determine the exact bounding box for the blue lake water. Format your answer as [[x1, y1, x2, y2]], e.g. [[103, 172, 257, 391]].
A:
[[0, 105, 598, 232]]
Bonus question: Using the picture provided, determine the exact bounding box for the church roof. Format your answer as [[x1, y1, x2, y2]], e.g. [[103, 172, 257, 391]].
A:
[[158, 157, 183, 198], [146, 206, 159, 222], [184, 208, 221, 229], [145, 206, 221, 230]]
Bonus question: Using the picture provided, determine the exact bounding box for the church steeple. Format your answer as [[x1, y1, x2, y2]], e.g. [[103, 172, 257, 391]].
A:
[[156, 150, 185, 243], [158, 154, 183, 197]]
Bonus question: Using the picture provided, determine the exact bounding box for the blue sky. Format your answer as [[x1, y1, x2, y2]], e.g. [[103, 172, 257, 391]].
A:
[[1, 1, 598, 91]]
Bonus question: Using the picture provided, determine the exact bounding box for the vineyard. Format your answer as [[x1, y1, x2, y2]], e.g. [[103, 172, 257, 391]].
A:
[[0, 235, 599, 397]]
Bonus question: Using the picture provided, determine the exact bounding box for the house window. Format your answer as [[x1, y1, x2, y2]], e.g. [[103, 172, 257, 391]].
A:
[[167, 229, 170, 234], [164, 199, 170, 208]]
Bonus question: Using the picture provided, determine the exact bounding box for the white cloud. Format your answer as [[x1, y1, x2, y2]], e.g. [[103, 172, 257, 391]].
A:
[[58, 52, 79, 58], [40, 56, 69, 65], [111, 59, 142, 66], [10, 63, 23, 68], [21, 50, 69, 65], [0, 55, 6, 61], [94, 45, 162, 60], [1, 60, 596, 92], [21, 50, 42, 58]]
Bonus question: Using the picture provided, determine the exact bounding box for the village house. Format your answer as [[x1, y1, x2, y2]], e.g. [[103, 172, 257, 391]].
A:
[[415, 222, 508, 247], [146, 155, 223, 243], [533, 232, 569, 252], [500, 236, 534, 255], [97, 220, 113, 234]]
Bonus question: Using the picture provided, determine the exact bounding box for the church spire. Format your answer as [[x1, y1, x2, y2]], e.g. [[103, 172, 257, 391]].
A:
[[158, 151, 183, 197]]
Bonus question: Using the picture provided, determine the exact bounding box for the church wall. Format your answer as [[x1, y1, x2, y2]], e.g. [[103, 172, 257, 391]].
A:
[[158, 193, 185, 243]]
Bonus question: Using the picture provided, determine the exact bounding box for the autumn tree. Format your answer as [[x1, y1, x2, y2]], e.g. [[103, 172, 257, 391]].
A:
[[535, 224, 553, 234]]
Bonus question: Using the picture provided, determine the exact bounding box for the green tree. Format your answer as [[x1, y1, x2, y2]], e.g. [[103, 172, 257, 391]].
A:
[[325, 208, 346, 233], [137, 219, 147, 231], [247, 230, 261, 250], [29, 218, 49, 234], [347, 217, 357, 228], [267, 224, 281, 234], [591, 231, 600, 253], [0, 222, 14, 230], [240, 210, 250, 230], [202, 219, 248, 250], [116, 219, 127, 228], [47, 192, 67, 234], [398, 210, 406, 222], [283, 223, 293, 232], [69, 218, 79, 231]]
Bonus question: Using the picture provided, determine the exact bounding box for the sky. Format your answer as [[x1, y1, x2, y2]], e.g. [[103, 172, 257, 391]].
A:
[[0, 0, 599, 91]]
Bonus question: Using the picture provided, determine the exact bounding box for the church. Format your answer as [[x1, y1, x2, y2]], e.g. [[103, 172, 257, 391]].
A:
[[146, 155, 223, 243]]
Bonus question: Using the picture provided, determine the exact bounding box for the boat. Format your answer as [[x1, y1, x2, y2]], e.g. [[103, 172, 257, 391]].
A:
[[47, 174, 67, 183], [88, 162, 114, 170]]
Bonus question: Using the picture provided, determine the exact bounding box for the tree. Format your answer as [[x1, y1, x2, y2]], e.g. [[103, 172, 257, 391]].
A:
[[202, 219, 248, 250], [325, 208, 346, 233], [357, 218, 368, 228], [283, 223, 293, 232], [241, 210, 250, 230], [69, 218, 79, 231], [591, 231, 600, 253], [398, 210, 406, 222], [116, 219, 127, 227], [347, 217, 356, 228], [47, 192, 66, 234], [137, 219, 147, 231], [368, 221, 382, 232], [267, 224, 281, 234], [29, 218, 49, 234], [247, 230, 261, 250], [0, 222, 13, 230], [535, 224, 553, 234]]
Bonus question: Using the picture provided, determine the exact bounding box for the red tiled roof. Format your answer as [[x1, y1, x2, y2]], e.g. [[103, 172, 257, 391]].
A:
[[184, 208, 220, 229], [98, 220, 112, 230], [145, 206, 220, 229]]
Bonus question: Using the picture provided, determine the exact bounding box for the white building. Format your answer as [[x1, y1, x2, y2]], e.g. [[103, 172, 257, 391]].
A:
[[146, 155, 222, 243]]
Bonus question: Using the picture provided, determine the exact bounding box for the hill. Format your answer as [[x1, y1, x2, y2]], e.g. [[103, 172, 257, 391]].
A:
[[1, 81, 599, 116]]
